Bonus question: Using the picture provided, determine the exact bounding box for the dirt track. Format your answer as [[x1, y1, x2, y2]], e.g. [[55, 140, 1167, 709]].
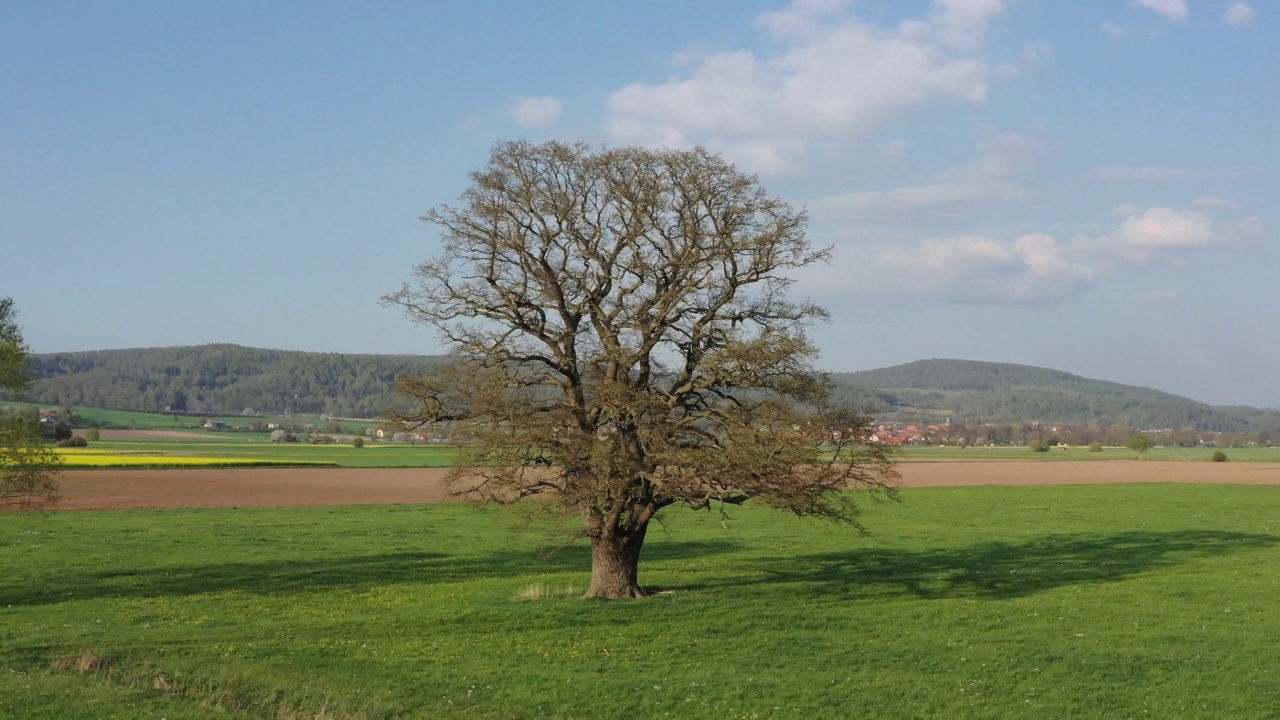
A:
[[48, 461, 1280, 511]]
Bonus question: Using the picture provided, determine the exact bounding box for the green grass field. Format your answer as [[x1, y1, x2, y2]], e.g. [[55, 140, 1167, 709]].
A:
[[4, 484, 1280, 718]]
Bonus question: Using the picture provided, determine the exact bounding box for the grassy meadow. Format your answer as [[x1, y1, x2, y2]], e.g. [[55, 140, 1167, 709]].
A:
[[4, 484, 1280, 718]]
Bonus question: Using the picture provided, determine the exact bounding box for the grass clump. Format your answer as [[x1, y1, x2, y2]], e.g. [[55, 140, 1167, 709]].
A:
[[513, 583, 582, 601]]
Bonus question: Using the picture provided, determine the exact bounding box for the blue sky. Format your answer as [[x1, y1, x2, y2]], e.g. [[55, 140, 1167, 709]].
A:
[[1, 0, 1275, 407]]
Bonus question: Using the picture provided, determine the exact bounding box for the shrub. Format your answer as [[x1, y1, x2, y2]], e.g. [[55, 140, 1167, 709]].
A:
[[352, 436, 364, 448], [1029, 439, 1050, 452], [85, 426, 100, 442], [1088, 443, 1103, 453], [1211, 450, 1229, 463], [57, 436, 88, 447]]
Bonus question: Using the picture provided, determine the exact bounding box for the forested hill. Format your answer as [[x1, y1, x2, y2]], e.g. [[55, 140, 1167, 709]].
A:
[[8, 348, 1278, 431], [829, 359, 1280, 432], [15, 345, 444, 418]]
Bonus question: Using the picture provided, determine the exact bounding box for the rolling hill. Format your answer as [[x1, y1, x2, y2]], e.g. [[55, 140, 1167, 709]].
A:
[[829, 359, 1280, 432], [6, 347, 1277, 431]]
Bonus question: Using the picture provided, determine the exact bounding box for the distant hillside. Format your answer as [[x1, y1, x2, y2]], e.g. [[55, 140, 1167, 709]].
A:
[[12, 345, 444, 418], [829, 359, 1280, 432], [7, 348, 1277, 432]]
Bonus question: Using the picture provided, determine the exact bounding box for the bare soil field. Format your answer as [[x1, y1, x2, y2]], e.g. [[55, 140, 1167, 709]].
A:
[[73, 429, 221, 441], [48, 461, 1280, 511]]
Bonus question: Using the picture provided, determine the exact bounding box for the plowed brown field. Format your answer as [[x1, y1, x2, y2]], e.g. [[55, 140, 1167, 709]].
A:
[[49, 461, 1280, 511]]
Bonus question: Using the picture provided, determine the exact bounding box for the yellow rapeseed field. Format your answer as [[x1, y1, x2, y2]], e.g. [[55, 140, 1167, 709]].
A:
[[53, 451, 335, 468]]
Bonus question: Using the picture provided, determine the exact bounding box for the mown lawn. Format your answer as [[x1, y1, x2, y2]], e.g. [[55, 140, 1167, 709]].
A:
[[3, 484, 1280, 719]]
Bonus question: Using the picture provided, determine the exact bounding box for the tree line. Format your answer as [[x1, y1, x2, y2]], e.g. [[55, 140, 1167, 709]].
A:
[[7, 345, 444, 418], [5, 345, 1277, 433]]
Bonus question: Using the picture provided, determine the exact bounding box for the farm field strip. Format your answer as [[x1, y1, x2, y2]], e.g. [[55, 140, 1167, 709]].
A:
[[53, 440, 460, 469], [43, 460, 1280, 511], [52, 453, 339, 469], [52, 436, 1280, 471]]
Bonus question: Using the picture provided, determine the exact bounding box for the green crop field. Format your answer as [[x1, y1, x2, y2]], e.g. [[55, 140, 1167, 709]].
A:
[[0, 401, 380, 435], [4, 483, 1280, 718]]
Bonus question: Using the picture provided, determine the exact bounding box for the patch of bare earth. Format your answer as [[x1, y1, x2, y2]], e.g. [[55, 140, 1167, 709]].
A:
[[73, 429, 225, 441], [53, 468, 453, 510]]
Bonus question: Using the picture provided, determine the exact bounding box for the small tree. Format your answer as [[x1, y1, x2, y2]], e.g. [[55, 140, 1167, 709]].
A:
[[385, 140, 899, 599], [1, 420, 61, 510], [0, 298, 61, 510], [1126, 434, 1153, 460], [352, 436, 364, 448], [1211, 450, 1228, 462], [86, 426, 101, 442], [1029, 439, 1050, 452], [1087, 442, 1103, 453]]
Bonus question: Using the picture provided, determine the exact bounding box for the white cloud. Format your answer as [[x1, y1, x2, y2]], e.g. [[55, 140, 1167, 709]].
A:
[[510, 96, 564, 128], [1094, 206, 1216, 262], [1224, 2, 1255, 27], [838, 205, 1253, 303], [606, 0, 1013, 172], [1133, 0, 1189, 21], [1091, 165, 1194, 181], [1099, 22, 1128, 38]]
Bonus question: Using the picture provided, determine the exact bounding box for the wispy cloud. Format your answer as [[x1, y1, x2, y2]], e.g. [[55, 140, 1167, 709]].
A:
[[1091, 165, 1194, 181], [811, 129, 1040, 214], [1133, 0, 1189, 21], [510, 96, 564, 128], [1099, 22, 1128, 38], [1193, 196, 1243, 210], [1137, 288, 1185, 302], [1224, 2, 1255, 27]]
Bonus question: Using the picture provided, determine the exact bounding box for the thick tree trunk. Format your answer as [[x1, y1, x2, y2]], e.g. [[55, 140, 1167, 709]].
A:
[[584, 521, 649, 599]]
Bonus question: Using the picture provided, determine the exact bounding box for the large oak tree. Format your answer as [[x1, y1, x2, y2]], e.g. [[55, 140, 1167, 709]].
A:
[[385, 141, 897, 598]]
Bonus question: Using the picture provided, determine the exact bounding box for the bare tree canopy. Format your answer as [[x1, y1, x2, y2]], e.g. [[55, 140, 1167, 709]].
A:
[[0, 297, 61, 511], [384, 140, 898, 599]]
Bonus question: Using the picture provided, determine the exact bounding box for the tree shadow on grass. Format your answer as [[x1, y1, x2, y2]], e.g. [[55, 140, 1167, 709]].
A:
[[3, 539, 739, 606], [701, 530, 1280, 601]]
